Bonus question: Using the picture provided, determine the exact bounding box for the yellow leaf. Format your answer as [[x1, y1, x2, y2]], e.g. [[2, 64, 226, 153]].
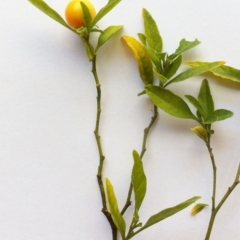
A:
[[191, 126, 208, 142], [186, 61, 240, 83], [122, 36, 153, 85], [191, 203, 208, 215], [106, 178, 126, 238]]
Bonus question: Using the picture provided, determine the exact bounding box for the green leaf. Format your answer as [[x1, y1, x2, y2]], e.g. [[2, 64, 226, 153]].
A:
[[204, 109, 234, 124], [106, 178, 126, 239], [164, 55, 182, 79], [166, 61, 225, 86], [123, 36, 153, 85], [85, 42, 94, 60], [145, 48, 161, 68], [157, 52, 167, 62], [132, 150, 147, 211], [138, 90, 146, 96], [96, 25, 122, 51], [80, 2, 92, 29], [28, 0, 74, 32], [186, 61, 240, 83], [91, 0, 121, 27], [170, 39, 201, 59], [153, 67, 168, 84], [185, 95, 204, 116], [212, 109, 234, 121], [138, 33, 147, 46], [198, 79, 214, 119], [142, 8, 163, 53], [146, 85, 197, 120], [140, 196, 201, 232], [204, 115, 218, 124]]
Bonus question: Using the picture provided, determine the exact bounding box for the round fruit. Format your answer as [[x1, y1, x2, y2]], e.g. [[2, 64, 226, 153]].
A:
[[65, 0, 96, 28]]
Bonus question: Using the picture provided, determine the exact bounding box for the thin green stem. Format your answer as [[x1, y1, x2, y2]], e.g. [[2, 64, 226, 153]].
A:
[[204, 129, 240, 240], [204, 166, 240, 240], [215, 167, 240, 214], [207, 135, 217, 211], [121, 105, 158, 215], [90, 52, 117, 240]]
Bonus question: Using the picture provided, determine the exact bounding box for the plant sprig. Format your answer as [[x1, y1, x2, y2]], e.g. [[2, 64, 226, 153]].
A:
[[28, 0, 122, 239], [123, 8, 240, 240], [27, 2, 240, 239]]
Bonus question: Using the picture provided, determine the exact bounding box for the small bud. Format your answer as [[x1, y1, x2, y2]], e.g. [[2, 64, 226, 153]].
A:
[[191, 203, 208, 215], [191, 126, 208, 142]]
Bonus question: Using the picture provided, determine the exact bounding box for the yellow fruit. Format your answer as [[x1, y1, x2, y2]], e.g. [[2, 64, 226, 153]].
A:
[[65, 0, 96, 28]]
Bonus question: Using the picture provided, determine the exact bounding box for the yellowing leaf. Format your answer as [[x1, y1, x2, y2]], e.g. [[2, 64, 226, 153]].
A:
[[166, 61, 225, 86], [191, 203, 208, 215], [186, 61, 240, 83], [191, 126, 208, 142], [106, 178, 126, 239], [122, 36, 153, 85]]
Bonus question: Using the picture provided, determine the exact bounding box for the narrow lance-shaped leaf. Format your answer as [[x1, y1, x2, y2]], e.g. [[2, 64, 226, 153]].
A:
[[153, 67, 168, 84], [132, 150, 147, 212], [146, 85, 197, 120], [157, 52, 167, 62], [123, 36, 153, 85], [198, 79, 214, 118], [106, 178, 126, 239], [145, 48, 161, 68], [163, 55, 182, 79], [186, 61, 240, 83], [80, 2, 92, 29], [169, 38, 201, 59], [28, 0, 74, 32], [142, 8, 163, 53], [166, 61, 225, 86], [133, 196, 201, 236], [96, 25, 122, 51], [185, 95, 204, 116], [91, 0, 121, 27], [138, 33, 147, 46], [85, 42, 94, 60]]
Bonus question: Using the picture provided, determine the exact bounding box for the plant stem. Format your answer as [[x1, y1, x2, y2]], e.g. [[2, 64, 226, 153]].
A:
[[121, 105, 158, 215], [91, 54, 118, 240], [207, 133, 217, 210], [204, 131, 240, 240]]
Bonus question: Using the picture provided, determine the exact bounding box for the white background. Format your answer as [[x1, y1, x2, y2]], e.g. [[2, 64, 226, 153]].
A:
[[0, 0, 240, 239]]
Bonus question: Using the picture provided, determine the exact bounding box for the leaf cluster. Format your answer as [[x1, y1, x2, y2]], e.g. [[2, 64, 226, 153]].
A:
[[123, 8, 235, 141], [123, 8, 240, 90], [27, 2, 239, 239], [28, 0, 123, 57]]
